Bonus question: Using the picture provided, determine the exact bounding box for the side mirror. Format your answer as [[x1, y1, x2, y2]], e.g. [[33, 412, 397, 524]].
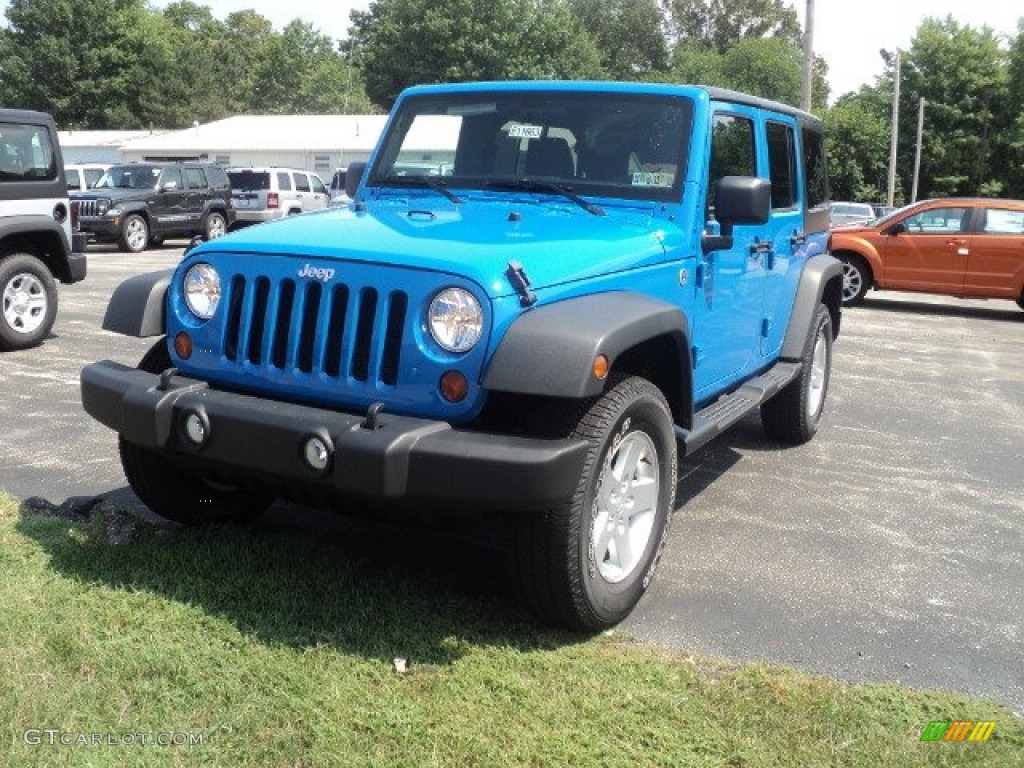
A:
[[886, 221, 906, 235], [345, 161, 367, 199], [702, 176, 772, 253]]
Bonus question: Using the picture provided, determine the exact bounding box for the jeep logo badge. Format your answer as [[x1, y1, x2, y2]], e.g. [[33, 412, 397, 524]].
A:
[[297, 264, 335, 282]]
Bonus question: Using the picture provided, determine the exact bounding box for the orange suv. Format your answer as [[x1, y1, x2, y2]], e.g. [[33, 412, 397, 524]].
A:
[[830, 197, 1024, 310]]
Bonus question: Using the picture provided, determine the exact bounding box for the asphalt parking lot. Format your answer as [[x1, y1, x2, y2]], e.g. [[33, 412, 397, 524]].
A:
[[2, 243, 1021, 712]]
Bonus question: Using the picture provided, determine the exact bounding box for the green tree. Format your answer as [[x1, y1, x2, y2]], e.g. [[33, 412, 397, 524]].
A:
[[568, 0, 669, 79], [350, 0, 604, 110], [0, 0, 151, 127], [901, 17, 1010, 198], [824, 94, 890, 202], [662, 0, 801, 52]]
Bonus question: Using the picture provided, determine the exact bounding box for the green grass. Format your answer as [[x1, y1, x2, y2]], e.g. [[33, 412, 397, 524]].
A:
[[1, 493, 1020, 767]]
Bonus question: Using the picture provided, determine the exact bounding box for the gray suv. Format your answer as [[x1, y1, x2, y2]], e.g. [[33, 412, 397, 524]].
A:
[[0, 108, 87, 350], [228, 167, 328, 227]]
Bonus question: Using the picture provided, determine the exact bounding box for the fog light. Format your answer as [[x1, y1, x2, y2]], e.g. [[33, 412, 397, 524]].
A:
[[181, 409, 210, 448], [174, 331, 193, 359], [439, 370, 468, 403], [303, 435, 331, 473]]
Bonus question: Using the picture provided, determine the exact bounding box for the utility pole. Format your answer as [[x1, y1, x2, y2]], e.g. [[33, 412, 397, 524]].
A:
[[881, 49, 901, 208], [911, 96, 925, 203], [800, 0, 815, 111]]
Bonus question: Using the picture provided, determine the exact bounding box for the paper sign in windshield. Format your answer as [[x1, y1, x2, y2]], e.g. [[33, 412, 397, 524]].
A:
[[508, 124, 543, 139]]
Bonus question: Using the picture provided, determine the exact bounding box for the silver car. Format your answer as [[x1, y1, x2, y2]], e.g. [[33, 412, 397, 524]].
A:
[[228, 167, 328, 225]]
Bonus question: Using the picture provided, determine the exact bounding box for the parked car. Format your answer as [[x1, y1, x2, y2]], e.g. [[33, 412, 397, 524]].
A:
[[829, 197, 1024, 308], [829, 201, 875, 227], [74, 161, 233, 252], [81, 80, 842, 631], [328, 167, 350, 207], [228, 167, 328, 226], [0, 108, 88, 349], [64, 163, 110, 192]]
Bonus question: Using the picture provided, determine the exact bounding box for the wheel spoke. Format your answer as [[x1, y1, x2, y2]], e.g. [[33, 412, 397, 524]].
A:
[[629, 476, 659, 515], [610, 525, 633, 571]]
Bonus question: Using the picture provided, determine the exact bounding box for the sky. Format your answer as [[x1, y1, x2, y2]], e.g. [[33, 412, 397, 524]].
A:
[[1, 1, 1021, 102]]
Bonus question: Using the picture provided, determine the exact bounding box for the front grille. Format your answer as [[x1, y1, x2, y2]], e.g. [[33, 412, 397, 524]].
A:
[[222, 274, 407, 385], [77, 199, 104, 217]]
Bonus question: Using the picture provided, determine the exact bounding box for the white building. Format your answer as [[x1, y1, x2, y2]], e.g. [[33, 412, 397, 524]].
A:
[[58, 114, 460, 178], [58, 129, 161, 164]]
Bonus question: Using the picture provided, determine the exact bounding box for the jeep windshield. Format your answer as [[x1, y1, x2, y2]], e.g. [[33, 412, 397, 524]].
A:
[[95, 164, 162, 190], [370, 90, 693, 204]]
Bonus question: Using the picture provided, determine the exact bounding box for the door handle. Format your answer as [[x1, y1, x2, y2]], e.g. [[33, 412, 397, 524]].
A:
[[790, 232, 807, 247]]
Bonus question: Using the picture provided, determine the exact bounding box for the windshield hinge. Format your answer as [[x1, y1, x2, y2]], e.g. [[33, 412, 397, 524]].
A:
[[506, 261, 537, 307]]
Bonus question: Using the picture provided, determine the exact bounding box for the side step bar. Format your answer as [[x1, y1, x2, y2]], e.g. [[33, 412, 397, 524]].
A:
[[674, 361, 802, 456]]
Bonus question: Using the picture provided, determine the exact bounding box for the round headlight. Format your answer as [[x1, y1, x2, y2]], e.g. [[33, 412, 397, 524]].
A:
[[428, 288, 483, 353], [183, 263, 221, 320]]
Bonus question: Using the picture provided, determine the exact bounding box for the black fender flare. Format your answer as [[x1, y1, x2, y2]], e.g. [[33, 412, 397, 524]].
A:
[[102, 269, 172, 337], [781, 254, 843, 359], [482, 292, 691, 400]]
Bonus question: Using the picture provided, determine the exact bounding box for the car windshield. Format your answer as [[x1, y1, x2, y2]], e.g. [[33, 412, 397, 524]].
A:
[[370, 90, 693, 203], [873, 201, 920, 228], [96, 165, 162, 190], [228, 170, 271, 191]]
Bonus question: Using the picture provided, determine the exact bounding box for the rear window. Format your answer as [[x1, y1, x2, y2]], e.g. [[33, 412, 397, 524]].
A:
[[228, 170, 271, 191], [0, 123, 57, 182]]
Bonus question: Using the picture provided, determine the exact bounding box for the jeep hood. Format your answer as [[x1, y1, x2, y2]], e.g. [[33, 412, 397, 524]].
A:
[[73, 188, 153, 202], [197, 199, 671, 298]]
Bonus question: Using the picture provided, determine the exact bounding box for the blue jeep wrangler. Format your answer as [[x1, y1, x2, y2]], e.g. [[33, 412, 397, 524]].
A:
[[81, 81, 842, 630]]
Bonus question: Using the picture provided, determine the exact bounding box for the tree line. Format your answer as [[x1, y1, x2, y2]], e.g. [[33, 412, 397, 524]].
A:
[[1, 0, 1022, 202]]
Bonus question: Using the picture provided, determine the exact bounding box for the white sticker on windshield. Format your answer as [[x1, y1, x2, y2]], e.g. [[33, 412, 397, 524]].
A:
[[631, 171, 674, 188], [508, 124, 543, 140]]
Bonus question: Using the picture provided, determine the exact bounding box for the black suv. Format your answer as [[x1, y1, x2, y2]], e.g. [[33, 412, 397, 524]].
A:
[[73, 162, 233, 252], [1, 108, 87, 350]]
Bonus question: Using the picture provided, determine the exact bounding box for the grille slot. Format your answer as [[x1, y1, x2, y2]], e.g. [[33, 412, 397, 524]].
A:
[[222, 274, 406, 385], [78, 199, 102, 217]]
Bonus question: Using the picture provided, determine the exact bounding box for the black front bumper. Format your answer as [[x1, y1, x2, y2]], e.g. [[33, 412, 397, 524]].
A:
[[81, 361, 589, 509], [68, 232, 87, 283]]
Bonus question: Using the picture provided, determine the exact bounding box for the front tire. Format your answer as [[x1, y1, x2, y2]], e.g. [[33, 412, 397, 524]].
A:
[[511, 375, 677, 631], [118, 214, 149, 253], [0, 253, 58, 351], [761, 304, 833, 445], [837, 254, 871, 306], [118, 339, 271, 526]]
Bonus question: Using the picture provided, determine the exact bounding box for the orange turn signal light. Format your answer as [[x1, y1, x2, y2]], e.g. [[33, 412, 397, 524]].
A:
[[439, 370, 468, 403], [592, 354, 609, 380], [174, 332, 193, 360]]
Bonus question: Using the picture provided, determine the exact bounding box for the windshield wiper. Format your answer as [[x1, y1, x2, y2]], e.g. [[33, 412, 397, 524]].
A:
[[377, 175, 462, 204], [484, 179, 605, 217]]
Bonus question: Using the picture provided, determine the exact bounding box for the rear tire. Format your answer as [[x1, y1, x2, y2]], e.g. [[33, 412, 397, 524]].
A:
[[119, 338, 271, 526], [510, 375, 677, 631], [0, 253, 58, 351], [761, 305, 833, 445]]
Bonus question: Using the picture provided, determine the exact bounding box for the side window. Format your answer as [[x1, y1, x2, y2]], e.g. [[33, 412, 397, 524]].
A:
[[311, 175, 327, 195], [708, 113, 755, 217], [903, 207, 968, 233], [207, 166, 229, 190], [0, 123, 57, 181], [277, 172, 292, 191], [294, 173, 311, 192], [801, 124, 828, 209], [766, 121, 797, 210], [981, 208, 1024, 234], [161, 167, 182, 190], [183, 167, 207, 189], [66, 169, 82, 190]]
